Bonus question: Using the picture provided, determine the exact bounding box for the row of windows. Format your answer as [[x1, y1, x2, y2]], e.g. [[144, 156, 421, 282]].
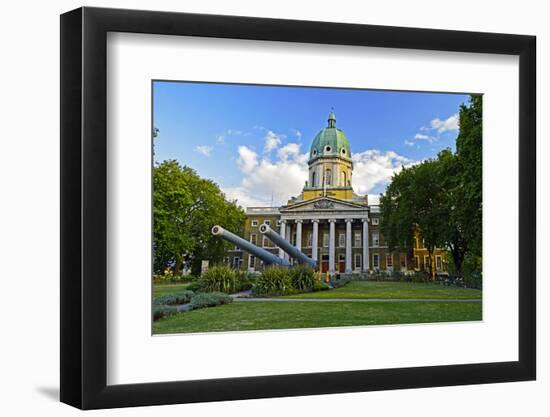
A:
[[248, 231, 381, 248], [249, 218, 380, 227]]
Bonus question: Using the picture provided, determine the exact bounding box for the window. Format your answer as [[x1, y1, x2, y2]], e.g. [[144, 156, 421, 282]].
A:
[[262, 236, 273, 248], [311, 172, 316, 187], [264, 220, 271, 226], [251, 220, 259, 227], [233, 257, 240, 268], [386, 253, 393, 268], [341, 148, 347, 156], [324, 145, 332, 153], [248, 255, 255, 269], [250, 233, 257, 245], [354, 254, 362, 270], [234, 246, 240, 251], [413, 256, 419, 270], [338, 233, 345, 247], [436, 255, 442, 271], [324, 169, 332, 185], [341, 171, 347, 186], [372, 254, 380, 269], [371, 218, 379, 226], [306, 232, 312, 247], [223, 257, 229, 265], [400, 254, 407, 269], [322, 232, 329, 247], [424, 255, 430, 271], [372, 232, 380, 247], [354, 232, 362, 247]]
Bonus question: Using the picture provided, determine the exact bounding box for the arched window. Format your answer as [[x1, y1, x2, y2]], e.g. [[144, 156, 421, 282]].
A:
[[311, 171, 316, 187], [324, 169, 332, 186], [341, 171, 347, 186]]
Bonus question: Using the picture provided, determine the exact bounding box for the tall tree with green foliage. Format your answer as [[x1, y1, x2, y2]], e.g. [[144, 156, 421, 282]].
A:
[[381, 96, 482, 277], [455, 95, 482, 258], [153, 160, 246, 275]]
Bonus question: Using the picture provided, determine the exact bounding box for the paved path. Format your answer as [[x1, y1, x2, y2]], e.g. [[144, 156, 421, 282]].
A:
[[233, 297, 481, 303]]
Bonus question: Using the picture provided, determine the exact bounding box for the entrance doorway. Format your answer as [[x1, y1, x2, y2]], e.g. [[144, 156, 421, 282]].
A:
[[321, 254, 329, 273], [338, 254, 346, 273]]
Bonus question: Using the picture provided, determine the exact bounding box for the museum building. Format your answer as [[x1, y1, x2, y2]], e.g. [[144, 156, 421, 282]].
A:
[[225, 112, 447, 276]]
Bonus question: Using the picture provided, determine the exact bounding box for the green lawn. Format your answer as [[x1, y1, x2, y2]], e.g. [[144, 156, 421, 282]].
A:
[[153, 283, 190, 297], [286, 281, 482, 300], [153, 300, 482, 334]]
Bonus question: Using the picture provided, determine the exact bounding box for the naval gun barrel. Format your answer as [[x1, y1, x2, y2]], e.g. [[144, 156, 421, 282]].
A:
[[259, 223, 317, 268], [211, 225, 290, 267]]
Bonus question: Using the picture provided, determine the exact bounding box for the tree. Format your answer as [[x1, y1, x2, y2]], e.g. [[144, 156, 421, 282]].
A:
[[381, 158, 449, 277], [381, 95, 482, 278], [455, 95, 482, 258], [153, 160, 246, 275]]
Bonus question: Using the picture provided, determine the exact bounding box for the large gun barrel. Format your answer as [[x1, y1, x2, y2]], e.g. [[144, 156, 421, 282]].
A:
[[259, 224, 317, 268], [211, 225, 290, 267]]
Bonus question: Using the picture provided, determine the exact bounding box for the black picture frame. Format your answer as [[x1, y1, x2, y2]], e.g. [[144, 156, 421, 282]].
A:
[[60, 6, 536, 410]]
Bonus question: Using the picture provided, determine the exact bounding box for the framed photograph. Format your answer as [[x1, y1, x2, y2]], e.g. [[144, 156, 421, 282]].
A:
[[60, 6, 536, 409]]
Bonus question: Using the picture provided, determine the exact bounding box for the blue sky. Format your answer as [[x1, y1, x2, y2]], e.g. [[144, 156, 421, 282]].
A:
[[153, 81, 469, 207]]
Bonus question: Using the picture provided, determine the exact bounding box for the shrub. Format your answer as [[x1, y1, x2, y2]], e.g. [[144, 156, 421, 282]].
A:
[[289, 265, 316, 292], [189, 292, 233, 310], [313, 281, 329, 292], [153, 290, 194, 306], [411, 271, 430, 283], [199, 266, 239, 293], [153, 305, 179, 321], [253, 266, 293, 296]]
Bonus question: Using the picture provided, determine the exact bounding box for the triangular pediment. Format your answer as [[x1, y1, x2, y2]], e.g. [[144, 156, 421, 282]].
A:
[[281, 196, 367, 213]]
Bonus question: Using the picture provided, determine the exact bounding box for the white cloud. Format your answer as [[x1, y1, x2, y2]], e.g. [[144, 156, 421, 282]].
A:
[[351, 150, 418, 195], [227, 142, 308, 207], [194, 145, 213, 156], [277, 143, 303, 161], [409, 113, 459, 146], [429, 113, 459, 133], [263, 130, 283, 153], [236, 146, 258, 174], [216, 135, 225, 144], [226, 145, 417, 208]]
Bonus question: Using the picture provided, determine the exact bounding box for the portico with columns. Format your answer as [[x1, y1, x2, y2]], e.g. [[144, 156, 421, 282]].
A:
[[277, 196, 370, 275]]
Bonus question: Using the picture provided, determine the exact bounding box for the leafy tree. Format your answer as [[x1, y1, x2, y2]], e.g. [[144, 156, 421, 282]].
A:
[[381, 95, 482, 278], [455, 95, 482, 258], [153, 160, 246, 275]]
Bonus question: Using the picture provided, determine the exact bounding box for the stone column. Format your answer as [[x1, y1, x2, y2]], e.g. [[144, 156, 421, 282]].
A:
[[345, 218, 353, 273], [311, 219, 319, 262], [362, 218, 370, 272], [295, 220, 302, 250], [286, 222, 292, 263], [279, 220, 286, 259], [328, 219, 336, 275]]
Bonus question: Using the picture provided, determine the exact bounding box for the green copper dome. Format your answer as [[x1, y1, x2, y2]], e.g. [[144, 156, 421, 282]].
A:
[[309, 112, 352, 162]]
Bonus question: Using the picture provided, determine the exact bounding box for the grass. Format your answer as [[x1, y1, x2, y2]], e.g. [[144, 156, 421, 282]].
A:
[[153, 300, 482, 334], [153, 283, 190, 297], [285, 281, 482, 300]]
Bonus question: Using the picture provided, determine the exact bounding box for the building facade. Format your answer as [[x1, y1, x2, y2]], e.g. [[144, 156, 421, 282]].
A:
[[225, 112, 447, 276]]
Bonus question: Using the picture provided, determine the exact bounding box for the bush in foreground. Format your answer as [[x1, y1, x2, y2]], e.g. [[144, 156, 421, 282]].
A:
[[198, 266, 252, 294], [153, 305, 179, 321], [253, 266, 293, 296], [289, 265, 316, 292], [153, 290, 195, 306], [189, 292, 233, 310]]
